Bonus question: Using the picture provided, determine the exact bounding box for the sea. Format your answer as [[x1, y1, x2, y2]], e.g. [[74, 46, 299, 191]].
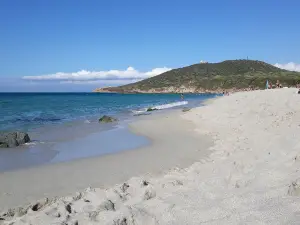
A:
[[0, 92, 218, 171]]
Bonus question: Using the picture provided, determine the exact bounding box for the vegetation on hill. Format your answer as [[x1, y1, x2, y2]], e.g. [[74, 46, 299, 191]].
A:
[[95, 60, 300, 93]]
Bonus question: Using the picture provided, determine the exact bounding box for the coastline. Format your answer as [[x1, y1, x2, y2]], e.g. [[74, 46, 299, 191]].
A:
[[0, 110, 212, 212], [92, 86, 257, 94], [0, 93, 214, 172], [2, 88, 300, 224]]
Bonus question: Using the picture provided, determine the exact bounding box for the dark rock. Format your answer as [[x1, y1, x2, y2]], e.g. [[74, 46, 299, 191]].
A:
[[65, 204, 72, 214], [31, 198, 49, 211], [31, 203, 40, 211], [0, 132, 30, 148], [142, 180, 149, 186], [182, 107, 191, 112], [146, 108, 158, 112], [99, 115, 118, 123]]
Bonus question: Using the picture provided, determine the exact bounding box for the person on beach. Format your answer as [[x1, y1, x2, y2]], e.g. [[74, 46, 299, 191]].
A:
[[180, 93, 184, 100], [223, 91, 229, 96], [266, 80, 272, 89], [276, 80, 281, 88], [268, 81, 273, 89]]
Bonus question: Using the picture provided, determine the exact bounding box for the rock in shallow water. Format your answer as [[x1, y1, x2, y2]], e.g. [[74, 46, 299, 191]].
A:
[[0, 131, 30, 148], [146, 107, 158, 112], [98, 115, 118, 123], [182, 107, 191, 112]]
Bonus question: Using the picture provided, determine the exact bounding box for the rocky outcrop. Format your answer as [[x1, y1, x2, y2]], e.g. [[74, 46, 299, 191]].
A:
[[93, 85, 259, 94], [146, 107, 158, 112], [182, 107, 191, 112], [0, 132, 30, 148], [99, 115, 118, 123]]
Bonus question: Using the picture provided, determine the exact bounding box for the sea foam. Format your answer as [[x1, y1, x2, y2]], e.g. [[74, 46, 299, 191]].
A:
[[132, 101, 188, 115]]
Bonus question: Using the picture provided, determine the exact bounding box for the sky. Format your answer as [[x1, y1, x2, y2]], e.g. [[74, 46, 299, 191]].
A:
[[0, 0, 300, 92]]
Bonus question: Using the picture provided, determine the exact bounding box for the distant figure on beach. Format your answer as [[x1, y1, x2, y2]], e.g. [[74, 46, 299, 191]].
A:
[[267, 81, 273, 89], [180, 93, 184, 100], [276, 80, 282, 88], [223, 91, 229, 96], [266, 80, 273, 89]]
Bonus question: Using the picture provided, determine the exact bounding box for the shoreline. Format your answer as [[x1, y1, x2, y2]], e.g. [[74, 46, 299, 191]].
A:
[[92, 86, 261, 94], [0, 93, 214, 172], [0, 110, 212, 212], [0, 120, 149, 172], [3, 88, 300, 224], [0, 92, 217, 132]]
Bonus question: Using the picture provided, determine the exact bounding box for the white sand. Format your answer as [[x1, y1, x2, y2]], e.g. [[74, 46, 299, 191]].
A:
[[2, 88, 300, 224]]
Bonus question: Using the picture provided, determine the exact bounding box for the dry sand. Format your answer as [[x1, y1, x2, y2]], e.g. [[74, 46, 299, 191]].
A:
[[2, 88, 300, 224]]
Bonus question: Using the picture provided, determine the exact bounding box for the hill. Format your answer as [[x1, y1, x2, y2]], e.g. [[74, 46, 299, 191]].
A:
[[94, 60, 300, 93]]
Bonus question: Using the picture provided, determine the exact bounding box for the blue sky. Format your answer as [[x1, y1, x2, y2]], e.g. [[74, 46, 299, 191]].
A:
[[1, 0, 300, 92]]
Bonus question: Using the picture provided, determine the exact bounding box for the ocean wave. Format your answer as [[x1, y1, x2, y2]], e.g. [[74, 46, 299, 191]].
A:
[[24, 141, 45, 146], [132, 101, 188, 115], [153, 101, 188, 110], [24, 142, 37, 146]]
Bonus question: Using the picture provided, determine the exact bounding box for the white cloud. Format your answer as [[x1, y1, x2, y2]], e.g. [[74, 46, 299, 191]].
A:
[[22, 67, 172, 82], [274, 62, 300, 72], [59, 79, 142, 85]]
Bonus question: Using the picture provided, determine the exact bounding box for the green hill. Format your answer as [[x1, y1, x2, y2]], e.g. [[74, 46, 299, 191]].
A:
[[94, 60, 300, 93]]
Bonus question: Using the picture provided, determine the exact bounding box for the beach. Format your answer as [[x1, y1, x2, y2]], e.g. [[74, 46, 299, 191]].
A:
[[2, 88, 300, 224], [0, 110, 211, 212]]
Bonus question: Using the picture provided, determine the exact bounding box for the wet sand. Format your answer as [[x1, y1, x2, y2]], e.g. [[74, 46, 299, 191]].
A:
[[0, 110, 211, 212], [0, 120, 149, 172]]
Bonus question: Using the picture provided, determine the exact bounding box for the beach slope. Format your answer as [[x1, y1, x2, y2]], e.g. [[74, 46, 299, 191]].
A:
[[2, 88, 300, 224]]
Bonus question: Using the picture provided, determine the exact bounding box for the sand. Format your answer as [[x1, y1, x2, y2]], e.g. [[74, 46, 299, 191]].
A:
[[2, 88, 300, 224], [0, 111, 211, 215]]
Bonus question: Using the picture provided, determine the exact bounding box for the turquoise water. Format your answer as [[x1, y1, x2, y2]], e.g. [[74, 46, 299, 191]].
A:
[[0, 92, 218, 171], [0, 92, 218, 131]]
